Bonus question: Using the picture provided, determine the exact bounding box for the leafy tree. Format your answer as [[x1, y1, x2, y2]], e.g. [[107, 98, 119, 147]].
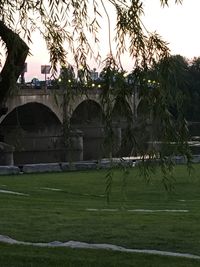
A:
[[1, 0, 192, 184], [0, 0, 182, 108], [187, 57, 200, 121], [140, 55, 190, 161]]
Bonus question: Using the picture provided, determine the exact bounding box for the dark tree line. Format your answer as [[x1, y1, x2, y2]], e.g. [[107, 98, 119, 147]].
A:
[[144, 55, 200, 122], [187, 57, 200, 121]]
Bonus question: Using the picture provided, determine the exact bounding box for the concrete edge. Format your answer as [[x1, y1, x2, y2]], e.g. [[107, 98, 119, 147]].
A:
[[0, 155, 200, 175]]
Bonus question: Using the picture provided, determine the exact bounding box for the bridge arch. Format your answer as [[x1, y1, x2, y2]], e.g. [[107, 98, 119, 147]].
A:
[[0, 102, 63, 164], [110, 99, 134, 156], [70, 94, 102, 117], [0, 102, 62, 128], [70, 99, 105, 160], [1, 93, 62, 124], [70, 99, 104, 125]]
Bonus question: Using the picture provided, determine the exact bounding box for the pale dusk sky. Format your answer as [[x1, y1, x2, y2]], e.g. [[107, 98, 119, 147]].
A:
[[25, 0, 200, 81]]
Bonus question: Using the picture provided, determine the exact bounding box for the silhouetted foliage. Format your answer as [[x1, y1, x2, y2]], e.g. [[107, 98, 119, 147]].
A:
[[0, 0, 194, 190]]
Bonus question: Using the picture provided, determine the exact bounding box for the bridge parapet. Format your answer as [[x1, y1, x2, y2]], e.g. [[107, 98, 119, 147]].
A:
[[2, 86, 140, 124], [2, 86, 139, 124]]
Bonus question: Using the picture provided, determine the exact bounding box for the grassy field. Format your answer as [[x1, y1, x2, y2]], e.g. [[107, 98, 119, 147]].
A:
[[0, 164, 200, 266]]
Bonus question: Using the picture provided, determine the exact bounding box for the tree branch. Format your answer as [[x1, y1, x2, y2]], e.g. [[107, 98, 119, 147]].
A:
[[0, 21, 29, 107]]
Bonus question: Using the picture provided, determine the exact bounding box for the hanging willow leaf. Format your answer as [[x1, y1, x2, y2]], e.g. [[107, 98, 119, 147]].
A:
[[0, 0, 191, 192]]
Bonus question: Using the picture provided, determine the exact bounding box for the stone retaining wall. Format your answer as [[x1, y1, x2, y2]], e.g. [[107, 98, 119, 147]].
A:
[[0, 155, 200, 175]]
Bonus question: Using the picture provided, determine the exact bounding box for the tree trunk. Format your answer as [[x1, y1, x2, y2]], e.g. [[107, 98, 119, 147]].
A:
[[0, 21, 29, 115]]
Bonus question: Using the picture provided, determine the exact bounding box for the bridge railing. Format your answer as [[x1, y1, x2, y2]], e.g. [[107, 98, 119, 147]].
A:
[[15, 85, 107, 96]]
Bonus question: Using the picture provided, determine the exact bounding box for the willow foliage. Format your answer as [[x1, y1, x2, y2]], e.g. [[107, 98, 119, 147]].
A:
[[0, 0, 191, 185], [0, 0, 182, 73]]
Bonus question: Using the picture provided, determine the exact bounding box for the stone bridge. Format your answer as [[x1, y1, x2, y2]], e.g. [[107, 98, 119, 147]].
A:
[[0, 87, 139, 165]]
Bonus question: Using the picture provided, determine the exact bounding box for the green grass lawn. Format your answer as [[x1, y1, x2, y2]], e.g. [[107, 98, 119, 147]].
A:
[[0, 164, 200, 266]]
